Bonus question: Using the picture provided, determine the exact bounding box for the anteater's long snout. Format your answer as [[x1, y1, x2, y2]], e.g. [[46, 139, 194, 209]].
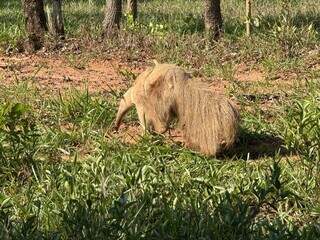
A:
[[114, 88, 134, 131]]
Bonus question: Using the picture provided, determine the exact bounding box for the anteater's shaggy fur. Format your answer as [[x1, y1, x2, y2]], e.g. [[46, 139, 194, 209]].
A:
[[115, 62, 240, 156]]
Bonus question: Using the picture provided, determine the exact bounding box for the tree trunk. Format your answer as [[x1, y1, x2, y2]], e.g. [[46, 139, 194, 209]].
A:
[[204, 0, 222, 41], [127, 0, 137, 21], [46, 0, 65, 37], [21, 0, 47, 51], [245, 0, 251, 36], [103, 0, 122, 38]]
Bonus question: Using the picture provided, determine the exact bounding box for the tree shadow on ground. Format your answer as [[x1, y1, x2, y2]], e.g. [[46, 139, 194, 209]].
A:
[[261, 12, 320, 32], [0, 15, 23, 27], [1, 0, 319, 37], [138, 11, 205, 34], [0, 0, 21, 9], [6, 190, 317, 240], [139, 9, 320, 36]]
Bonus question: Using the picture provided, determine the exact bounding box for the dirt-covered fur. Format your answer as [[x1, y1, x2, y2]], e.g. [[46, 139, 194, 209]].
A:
[[115, 62, 240, 156]]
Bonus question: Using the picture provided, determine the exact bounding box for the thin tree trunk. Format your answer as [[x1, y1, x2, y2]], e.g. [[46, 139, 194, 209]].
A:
[[21, 0, 47, 51], [103, 0, 122, 38], [127, 0, 137, 21], [246, 0, 251, 36], [204, 0, 222, 41], [46, 0, 65, 37]]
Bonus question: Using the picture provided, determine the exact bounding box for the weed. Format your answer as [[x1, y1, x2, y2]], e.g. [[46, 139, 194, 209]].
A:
[[280, 82, 320, 163], [0, 102, 40, 182]]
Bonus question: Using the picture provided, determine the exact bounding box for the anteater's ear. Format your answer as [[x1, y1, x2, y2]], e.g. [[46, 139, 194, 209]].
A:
[[145, 75, 164, 93], [146, 68, 177, 93]]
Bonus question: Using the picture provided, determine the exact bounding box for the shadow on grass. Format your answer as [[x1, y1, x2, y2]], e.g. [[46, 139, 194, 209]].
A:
[[0, 2, 23, 27], [257, 11, 320, 33], [66, 0, 106, 8], [5, 190, 317, 239], [224, 128, 288, 160], [1, 0, 319, 41], [0, 0, 21, 9], [55, 194, 255, 239], [0, 15, 22, 26], [138, 11, 205, 34]]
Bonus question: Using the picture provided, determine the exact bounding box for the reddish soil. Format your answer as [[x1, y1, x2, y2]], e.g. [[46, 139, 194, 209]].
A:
[[0, 53, 274, 95], [111, 123, 184, 145], [235, 63, 265, 82], [0, 53, 146, 94], [0, 53, 299, 145]]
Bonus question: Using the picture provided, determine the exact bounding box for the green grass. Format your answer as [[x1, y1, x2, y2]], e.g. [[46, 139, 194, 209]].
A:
[[0, 79, 320, 239], [1, 0, 320, 239]]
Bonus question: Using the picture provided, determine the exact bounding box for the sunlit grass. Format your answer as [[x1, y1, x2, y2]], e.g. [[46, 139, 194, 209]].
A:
[[0, 0, 320, 238]]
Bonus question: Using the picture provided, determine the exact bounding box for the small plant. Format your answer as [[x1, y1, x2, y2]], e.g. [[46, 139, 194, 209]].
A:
[[271, 16, 318, 58], [148, 21, 166, 37], [280, 83, 320, 162], [0, 103, 40, 181], [124, 13, 136, 31]]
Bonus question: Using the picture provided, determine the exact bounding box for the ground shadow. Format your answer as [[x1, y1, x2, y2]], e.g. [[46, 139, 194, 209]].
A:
[[0, 0, 21, 9], [138, 10, 320, 36], [0, 15, 21, 26], [138, 11, 205, 34], [14, 190, 317, 239], [2, 1, 319, 39], [223, 128, 289, 160], [0, 0, 23, 26], [75, 0, 105, 8], [261, 12, 320, 32]]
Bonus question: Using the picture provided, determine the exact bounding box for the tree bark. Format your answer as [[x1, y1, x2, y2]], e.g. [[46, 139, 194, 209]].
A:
[[21, 0, 47, 51], [246, 0, 251, 36], [46, 0, 65, 37], [127, 0, 137, 21], [204, 0, 223, 41], [103, 0, 122, 38]]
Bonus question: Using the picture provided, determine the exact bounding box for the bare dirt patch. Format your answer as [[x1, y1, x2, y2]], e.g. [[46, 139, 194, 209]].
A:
[[0, 53, 144, 94], [235, 64, 265, 83], [0, 53, 299, 97], [0, 53, 265, 95]]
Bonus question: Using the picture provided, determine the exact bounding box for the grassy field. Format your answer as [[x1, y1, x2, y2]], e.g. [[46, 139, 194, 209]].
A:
[[1, 0, 320, 239]]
